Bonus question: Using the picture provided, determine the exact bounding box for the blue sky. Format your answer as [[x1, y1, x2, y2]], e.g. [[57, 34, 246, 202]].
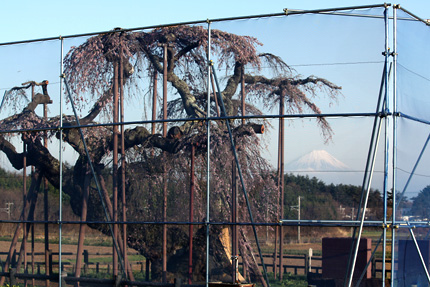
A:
[[1, 1, 429, 43], [1, 1, 430, 197]]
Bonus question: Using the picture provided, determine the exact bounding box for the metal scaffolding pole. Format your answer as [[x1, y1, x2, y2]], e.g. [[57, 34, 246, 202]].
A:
[[211, 63, 270, 287], [408, 227, 430, 284], [113, 60, 119, 279], [74, 173, 91, 286], [161, 42, 168, 284], [152, 70, 158, 134], [120, 49, 132, 281], [59, 37, 64, 287], [206, 20, 212, 287], [189, 145, 195, 284], [232, 160, 238, 283], [63, 77, 127, 280], [345, 7, 390, 286], [43, 84, 50, 287], [22, 141, 27, 277], [241, 66, 246, 125], [278, 91, 285, 282], [391, 6, 398, 287]]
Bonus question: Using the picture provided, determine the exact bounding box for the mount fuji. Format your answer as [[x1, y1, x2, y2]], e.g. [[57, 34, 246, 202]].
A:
[[286, 150, 349, 172]]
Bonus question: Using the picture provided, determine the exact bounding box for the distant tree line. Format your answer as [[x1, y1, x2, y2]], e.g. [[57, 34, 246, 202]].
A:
[[0, 167, 27, 190], [411, 185, 430, 220], [282, 173, 383, 220], [0, 167, 386, 221]]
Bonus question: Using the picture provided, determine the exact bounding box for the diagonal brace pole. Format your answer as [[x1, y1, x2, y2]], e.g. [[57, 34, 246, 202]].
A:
[[409, 225, 430, 284], [62, 75, 127, 280], [355, 231, 384, 287], [210, 61, 270, 287]]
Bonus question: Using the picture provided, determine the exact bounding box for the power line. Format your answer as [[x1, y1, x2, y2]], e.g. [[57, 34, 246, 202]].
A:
[[398, 63, 430, 83], [397, 167, 430, 179]]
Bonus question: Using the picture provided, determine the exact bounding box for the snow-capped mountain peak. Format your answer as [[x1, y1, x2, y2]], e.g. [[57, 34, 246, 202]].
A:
[[286, 150, 349, 171]]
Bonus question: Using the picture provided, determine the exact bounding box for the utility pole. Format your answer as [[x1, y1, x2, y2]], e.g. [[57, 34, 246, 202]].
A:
[[0, 203, 13, 220], [291, 196, 304, 243], [298, 196, 302, 244]]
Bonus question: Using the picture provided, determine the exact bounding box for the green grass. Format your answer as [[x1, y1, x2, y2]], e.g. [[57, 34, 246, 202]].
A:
[[266, 273, 308, 287], [0, 235, 113, 247]]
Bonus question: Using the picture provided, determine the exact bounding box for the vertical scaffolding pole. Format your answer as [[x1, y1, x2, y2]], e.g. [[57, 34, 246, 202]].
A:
[[63, 74, 128, 282], [162, 44, 168, 137], [391, 6, 398, 287], [59, 37, 64, 287], [152, 70, 158, 134], [31, 216, 34, 287], [74, 174, 91, 287], [206, 20, 211, 287], [237, 67, 245, 280], [113, 60, 119, 279], [241, 66, 245, 125], [120, 48, 129, 281], [22, 142, 27, 276], [211, 62, 269, 287], [382, 114, 388, 286], [382, 5, 392, 287], [273, 128, 281, 279], [43, 85, 50, 287], [346, 9, 390, 285], [278, 91, 285, 281], [189, 145, 195, 284], [30, 84, 35, 287], [232, 161, 238, 283], [162, 42, 168, 283]]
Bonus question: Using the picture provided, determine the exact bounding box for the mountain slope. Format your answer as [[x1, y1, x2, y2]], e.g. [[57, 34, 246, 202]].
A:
[[286, 150, 349, 171]]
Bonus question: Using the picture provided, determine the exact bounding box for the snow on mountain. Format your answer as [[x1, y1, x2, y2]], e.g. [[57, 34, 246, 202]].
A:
[[286, 150, 349, 172]]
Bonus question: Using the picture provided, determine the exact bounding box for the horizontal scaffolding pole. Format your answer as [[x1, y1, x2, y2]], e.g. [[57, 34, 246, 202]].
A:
[[398, 112, 430, 126], [285, 4, 389, 16], [0, 112, 382, 134], [281, 219, 430, 228], [0, 4, 389, 47], [3, 219, 430, 228], [398, 5, 430, 25]]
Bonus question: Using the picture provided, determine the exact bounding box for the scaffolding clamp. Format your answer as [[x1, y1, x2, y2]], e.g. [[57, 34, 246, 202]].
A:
[[382, 48, 391, 56], [283, 8, 289, 15], [378, 110, 390, 118]]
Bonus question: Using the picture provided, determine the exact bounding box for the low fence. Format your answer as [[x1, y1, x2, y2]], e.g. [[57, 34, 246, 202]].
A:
[[256, 254, 322, 275], [0, 250, 391, 282], [253, 254, 390, 278]]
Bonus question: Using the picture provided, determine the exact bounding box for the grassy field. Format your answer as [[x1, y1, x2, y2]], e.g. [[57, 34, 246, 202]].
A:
[[0, 227, 393, 287]]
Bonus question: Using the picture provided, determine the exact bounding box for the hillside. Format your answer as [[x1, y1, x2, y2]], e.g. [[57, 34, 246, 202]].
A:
[[0, 167, 383, 224], [0, 167, 78, 224], [282, 173, 382, 221]]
